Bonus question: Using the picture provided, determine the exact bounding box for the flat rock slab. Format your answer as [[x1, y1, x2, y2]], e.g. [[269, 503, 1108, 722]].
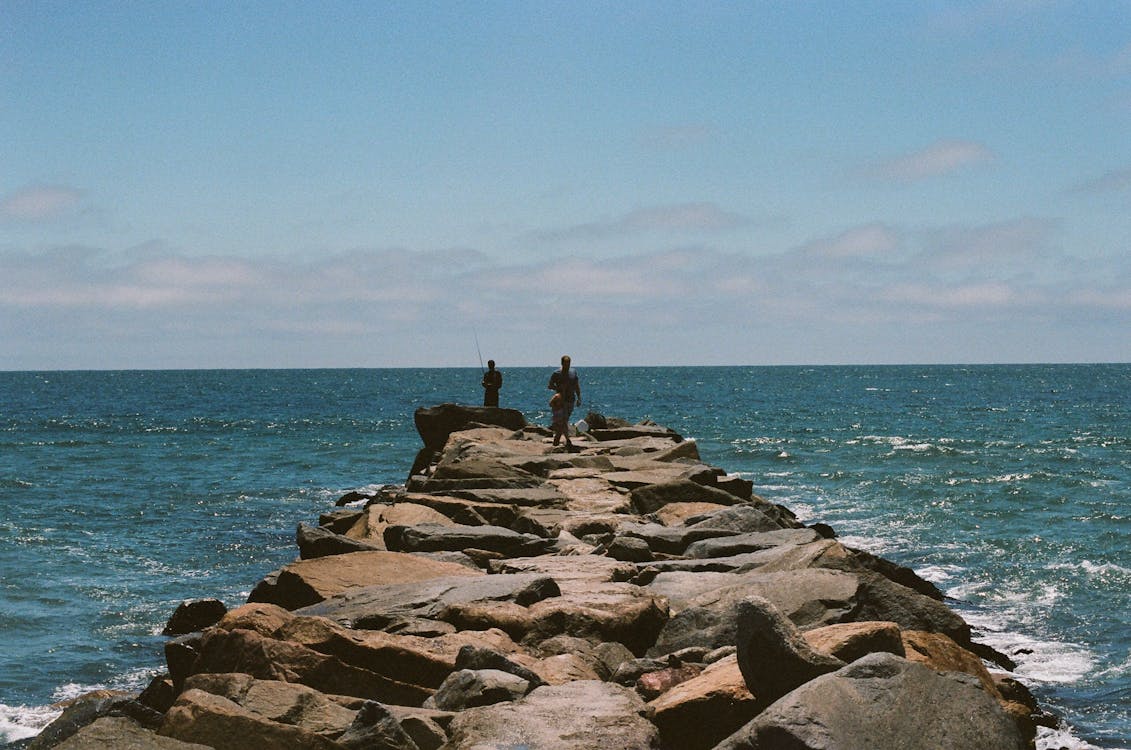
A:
[[714, 652, 1026, 750], [296, 573, 560, 629], [249, 551, 482, 610], [384, 523, 556, 557], [684, 528, 821, 559], [442, 680, 660, 749], [414, 404, 527, 450]]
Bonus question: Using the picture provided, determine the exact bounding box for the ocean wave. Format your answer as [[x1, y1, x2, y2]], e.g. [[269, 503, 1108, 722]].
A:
[[0, 702, 61, 744], [1036, 723, 1124, 750]]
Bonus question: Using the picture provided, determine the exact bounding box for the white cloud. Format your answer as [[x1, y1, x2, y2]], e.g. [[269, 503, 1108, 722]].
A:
[[2, 217, 1129, 368], [869, 140, 995, 182], [0, 185, 83, 222]]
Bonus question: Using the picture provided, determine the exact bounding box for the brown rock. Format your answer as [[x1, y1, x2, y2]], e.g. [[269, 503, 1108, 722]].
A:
[[804, 621, 907, 663], [648, 655, 757, 750], [248, 550, 482, 610], [159, 689, 340, 750]]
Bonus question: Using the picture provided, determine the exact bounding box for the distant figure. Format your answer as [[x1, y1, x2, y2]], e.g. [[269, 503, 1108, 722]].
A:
[[548, 355, 581, 444], [481, 359, 502, 407], [549, 392, 569, 447]]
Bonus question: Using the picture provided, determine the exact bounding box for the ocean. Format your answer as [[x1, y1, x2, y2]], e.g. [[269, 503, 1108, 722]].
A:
[[1, 365, 1128, 748]]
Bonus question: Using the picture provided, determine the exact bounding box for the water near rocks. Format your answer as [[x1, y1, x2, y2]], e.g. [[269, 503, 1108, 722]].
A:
[[1, 365, 1128, 748]]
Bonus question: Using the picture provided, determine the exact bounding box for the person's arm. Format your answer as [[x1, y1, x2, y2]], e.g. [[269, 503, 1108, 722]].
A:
[[574, 374, 582, 404]]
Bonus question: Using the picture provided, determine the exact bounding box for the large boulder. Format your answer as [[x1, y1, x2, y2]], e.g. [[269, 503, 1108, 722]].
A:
[[163, 599, 228, 636], [158, 689, 341, 750], [181, 673, 356, 737], [414, 404, 526, 450], [648, 569, 860, 655], [52, 716, 211, 750], [441, 680, 660, 749], [295, 573, 561, 630], [648, 655, 758, 750], [189, 627, 432, 705], [630, 480, 745, 514], [713, 652, 1027, 750], [734, 596, 845, 708], [803, 621, 906, 663]]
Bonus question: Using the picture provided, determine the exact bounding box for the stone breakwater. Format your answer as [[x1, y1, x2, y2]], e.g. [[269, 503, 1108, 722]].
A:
[[26, 404, 1057, 750]]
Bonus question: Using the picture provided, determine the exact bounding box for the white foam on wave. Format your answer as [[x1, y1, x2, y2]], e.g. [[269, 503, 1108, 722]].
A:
[[914, 563, 964, 584], [1049, 559, 1131, 579], [0, 703, 62, 744], [1036, 723, 1125, 750]]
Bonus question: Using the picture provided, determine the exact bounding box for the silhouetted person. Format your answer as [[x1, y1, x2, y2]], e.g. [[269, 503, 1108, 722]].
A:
[[547, 354, 581, 446], [481, 359, 502, 406]]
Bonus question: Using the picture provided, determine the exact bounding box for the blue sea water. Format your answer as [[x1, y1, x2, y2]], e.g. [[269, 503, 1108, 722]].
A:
[[1, 365, 1128, 748]]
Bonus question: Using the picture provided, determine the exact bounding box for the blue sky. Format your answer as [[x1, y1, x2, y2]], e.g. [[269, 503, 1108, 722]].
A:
[[3, 1, 1130, 368]]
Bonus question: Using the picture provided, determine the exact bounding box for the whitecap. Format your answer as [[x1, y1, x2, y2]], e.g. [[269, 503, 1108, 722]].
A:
[[0, 702, 62, 744], [1036, 723, 1117, 750]]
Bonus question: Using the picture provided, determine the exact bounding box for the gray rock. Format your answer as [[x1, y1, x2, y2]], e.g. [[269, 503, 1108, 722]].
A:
[[51, 716, 211, 750], [734, 596, 845, 707], [296, 522, 382, 559], [336, 701, 421, 750], [425, 669, 530, 711], [163, 599, 228, 636], [384, 523, 556, 557], [684, 528, 821, 559], [714, 652, 1027, 750], [454, 644, 546, 690], [608, 534, 654, 562], [648, 569, 860, 656], [296, 573, 560, 629], [414, 404, 527, 450], [442, 680, 660, 749], [630, 480, 744, 515]]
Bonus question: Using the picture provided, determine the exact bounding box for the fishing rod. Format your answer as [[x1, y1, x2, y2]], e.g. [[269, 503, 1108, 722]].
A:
[[473, 327, 484, 374]]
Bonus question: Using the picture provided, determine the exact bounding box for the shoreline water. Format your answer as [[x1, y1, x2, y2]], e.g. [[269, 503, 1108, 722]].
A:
[[2, 366, 1128, 747]]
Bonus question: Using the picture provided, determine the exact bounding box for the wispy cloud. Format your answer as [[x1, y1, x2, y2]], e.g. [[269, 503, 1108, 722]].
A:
[[1070, 166, 1131, 195], [2, 214, 1127, 367], [0, 185, 83, 222], [867, 140, 995, 182], [529, 202, 749, 244]]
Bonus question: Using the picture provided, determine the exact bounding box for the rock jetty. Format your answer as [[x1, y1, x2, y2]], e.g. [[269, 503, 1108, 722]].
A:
[[28, 404, 1055, 749]]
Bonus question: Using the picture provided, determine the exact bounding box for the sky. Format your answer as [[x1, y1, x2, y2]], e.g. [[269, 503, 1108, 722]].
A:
[[2, 1, 1130, 369]]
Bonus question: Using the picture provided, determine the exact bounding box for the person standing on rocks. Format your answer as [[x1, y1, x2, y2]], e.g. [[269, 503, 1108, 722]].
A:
[[548, 355, 581, 445], [481, 360, 503, 407]]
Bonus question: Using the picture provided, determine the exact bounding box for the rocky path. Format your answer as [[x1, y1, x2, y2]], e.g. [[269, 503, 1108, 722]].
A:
[[28, 404, 1054, 749]]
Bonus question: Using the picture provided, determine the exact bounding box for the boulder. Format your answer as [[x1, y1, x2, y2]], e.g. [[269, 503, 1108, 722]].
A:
[[336, 701, 423, 750], [52, 716, 211, 750], [295, 573, 561, 629], [424, 669, 530, 711], [900, 630, 1001, 698], [648, 569, 860, 655], [163, 599, 228, 636], [684, 528, 821, 558], [158, 689, 341, 750], [803, 621, 906, 663], [413, 404, 526, 450], [296, 522, 383, 559], [27, 691, 164, 750], [189, 627, 432, 705], [248, 551, 482, 610], [713, 652, 1027, 750], [734, 596, 845, 708], [215, 602, 294, 635], [443, 584, 669, 656], [384, 523, 556, 557], [454, 644, 545, 690], [648, 655, 758, 750], [630, 480, 744, 515], [182, 673, 356, 737], [441, 680, 660, 749]]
